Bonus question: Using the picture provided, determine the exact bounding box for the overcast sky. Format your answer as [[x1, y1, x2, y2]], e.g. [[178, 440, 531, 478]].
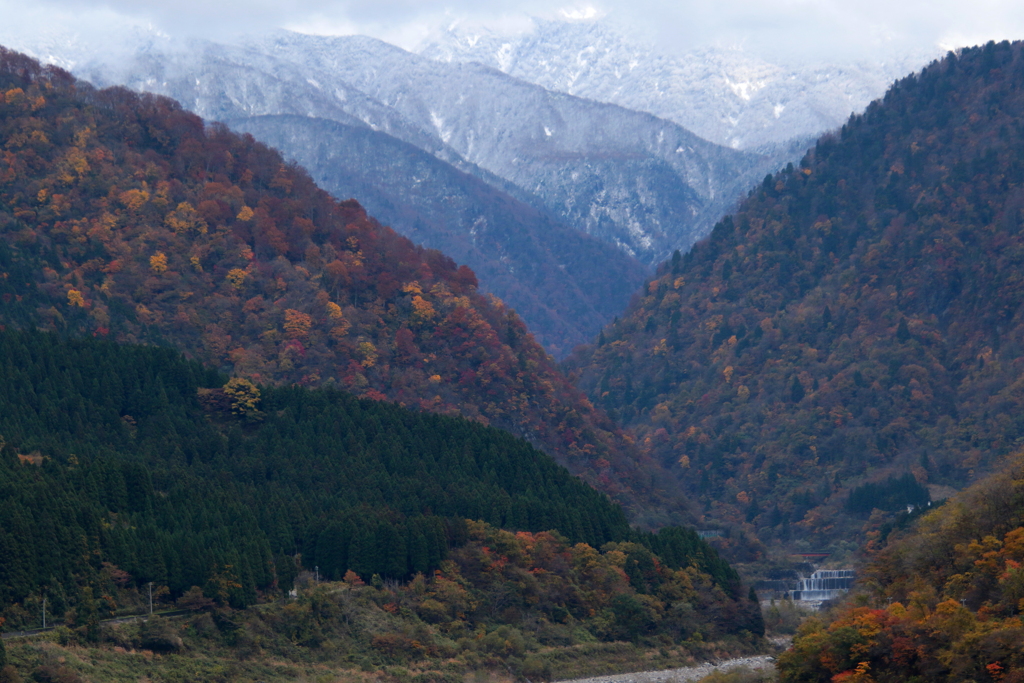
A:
[[1, 0, 1023, 64]]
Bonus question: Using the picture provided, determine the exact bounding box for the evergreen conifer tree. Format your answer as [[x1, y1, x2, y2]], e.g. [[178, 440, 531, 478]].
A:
[[790, 376, 805, 403], [897, 318, 911, 343]]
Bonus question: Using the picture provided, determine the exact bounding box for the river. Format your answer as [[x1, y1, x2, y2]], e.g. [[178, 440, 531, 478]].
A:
[[558, 655, 777, 683]]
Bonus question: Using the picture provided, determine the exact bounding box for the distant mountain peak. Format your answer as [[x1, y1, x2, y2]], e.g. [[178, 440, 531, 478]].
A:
[[419, 17, 939, 151]]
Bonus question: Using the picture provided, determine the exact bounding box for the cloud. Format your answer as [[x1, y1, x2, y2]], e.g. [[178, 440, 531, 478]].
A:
[[0, 0, 1022, 62], [619, 0, 1024, 62]]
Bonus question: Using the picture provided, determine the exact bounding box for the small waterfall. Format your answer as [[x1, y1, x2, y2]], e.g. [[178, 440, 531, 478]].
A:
[[788, 569, 855, 603]]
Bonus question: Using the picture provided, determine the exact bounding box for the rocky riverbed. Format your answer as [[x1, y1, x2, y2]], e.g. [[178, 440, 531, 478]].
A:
[[558, 655, 776, 683]]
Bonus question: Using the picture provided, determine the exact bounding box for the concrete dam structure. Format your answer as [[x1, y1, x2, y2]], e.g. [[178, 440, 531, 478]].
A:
[[789, 569, 856, 603]]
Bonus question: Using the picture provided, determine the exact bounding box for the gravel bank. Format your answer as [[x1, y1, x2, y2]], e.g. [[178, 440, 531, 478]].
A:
[[557, 655, 776, 683]]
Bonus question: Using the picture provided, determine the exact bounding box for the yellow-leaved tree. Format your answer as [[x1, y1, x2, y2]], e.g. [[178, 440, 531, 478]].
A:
[[283, 309, 313, 340], [149, 252, 168, 274], [223, 378, 261, 419]]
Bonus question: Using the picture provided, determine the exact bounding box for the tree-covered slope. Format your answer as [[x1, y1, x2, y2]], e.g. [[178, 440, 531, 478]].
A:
[[0, 330, 756, 645], [778, 453, 1024, 682], [0, 46, 671, 514], [567, 41, 1024, 549], [231, 113, 648, 357]]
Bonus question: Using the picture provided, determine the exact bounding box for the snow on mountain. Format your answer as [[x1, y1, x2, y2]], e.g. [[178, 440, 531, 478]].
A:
[[74, 39, 449, 157], [0, 13, 163, 74], [72, 30, 774, 267], [248, 32, 770, 265], [419, 18, 938, 151]]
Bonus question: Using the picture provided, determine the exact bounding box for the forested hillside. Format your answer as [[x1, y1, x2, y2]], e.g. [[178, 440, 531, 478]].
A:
[[778, 453, 1024, 682], [567, 40, 1024, 549], [232, 113, 648, 356], [0, 330, 758, 649], [0, 46, 671, 515]]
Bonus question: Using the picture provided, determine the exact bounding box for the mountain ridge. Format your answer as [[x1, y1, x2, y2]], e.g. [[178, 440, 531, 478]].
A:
[[57, 34, 670, 356], [245, 31, 772, 266], [420, 17, 935, 152]]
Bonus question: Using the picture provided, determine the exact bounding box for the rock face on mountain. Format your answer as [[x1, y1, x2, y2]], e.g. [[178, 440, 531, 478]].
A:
[[567, 41, 1024, 549], [420, 18, 933, 152], [0, 47, 681, 520]]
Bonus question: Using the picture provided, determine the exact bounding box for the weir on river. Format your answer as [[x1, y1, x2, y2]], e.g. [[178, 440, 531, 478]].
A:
[[788, 569, 855, 602]]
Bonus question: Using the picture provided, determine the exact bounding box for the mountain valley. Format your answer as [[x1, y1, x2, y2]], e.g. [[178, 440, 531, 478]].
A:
[[229, 113, 648, 356], [2, 9, 1024, 682]]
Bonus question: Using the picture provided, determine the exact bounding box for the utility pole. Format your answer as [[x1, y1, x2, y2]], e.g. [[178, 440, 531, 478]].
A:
[[148, 582, 153, 615], [315, 566, 319, 583], [42, 596, 46, 629]]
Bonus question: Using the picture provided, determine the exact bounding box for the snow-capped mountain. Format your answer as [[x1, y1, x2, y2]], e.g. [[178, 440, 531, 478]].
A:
[[248, 32, 770, 265], [419, 18, 938, 151]]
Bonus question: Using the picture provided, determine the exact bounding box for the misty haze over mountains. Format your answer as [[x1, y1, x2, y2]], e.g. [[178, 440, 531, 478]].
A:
[[420, 17, 939, 152], [0, 18, 929, 355]]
